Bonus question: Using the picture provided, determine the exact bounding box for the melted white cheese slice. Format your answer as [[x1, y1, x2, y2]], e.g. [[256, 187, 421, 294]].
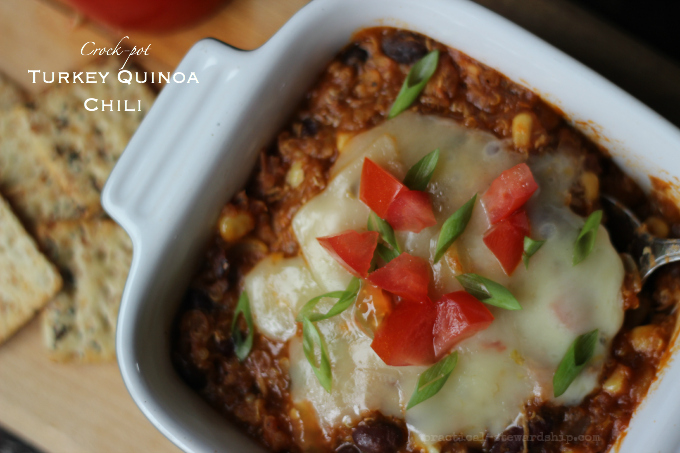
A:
[[292, 134, 403, 292], [244, 254, 321, 341], [246, 112, 625, 446]]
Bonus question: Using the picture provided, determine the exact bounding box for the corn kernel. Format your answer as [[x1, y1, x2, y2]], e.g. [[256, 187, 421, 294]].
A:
[[603, 364, 630, 395], [512, 112, 533, 149], [286, 160, 305, 188], [218, 208, 254, 243], [644, 216, 669, 238], [629, 324, 665, 357], [581, 171, 600, 202], [336, 132, 355, 152]]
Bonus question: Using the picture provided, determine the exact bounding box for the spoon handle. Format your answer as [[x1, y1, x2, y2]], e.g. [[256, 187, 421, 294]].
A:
[[640, 238, 680, 281]]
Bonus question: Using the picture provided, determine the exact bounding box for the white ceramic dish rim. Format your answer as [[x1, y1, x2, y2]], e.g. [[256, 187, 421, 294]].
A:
[[102, 0, 680, 452]]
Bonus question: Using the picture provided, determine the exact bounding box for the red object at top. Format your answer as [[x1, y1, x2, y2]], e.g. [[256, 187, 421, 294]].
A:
[[65, 0, 226, 32], [317, 230, 379, 278], [481, 163, 538, 224], [371, 298, 437, 366], [433, 291, 495, 357], [368, 253, 430, 303], [360, 158, 407, 218], [385, 190, 437, 233], [483, 210, 531, 275]]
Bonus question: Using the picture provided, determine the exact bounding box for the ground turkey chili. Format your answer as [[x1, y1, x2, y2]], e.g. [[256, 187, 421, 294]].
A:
[[171, 27, 679, 453]]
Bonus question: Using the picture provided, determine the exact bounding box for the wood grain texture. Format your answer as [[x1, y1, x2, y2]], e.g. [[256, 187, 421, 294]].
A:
[[0, 0, 310, 93], [0, 319, 179, 453], [120, 0, 311, 67], [0, 0, 308, 451], [0, 0, 110, 94]]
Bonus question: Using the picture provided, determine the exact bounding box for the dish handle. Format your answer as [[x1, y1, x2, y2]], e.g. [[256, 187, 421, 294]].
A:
[[102, 38, 259, 253]]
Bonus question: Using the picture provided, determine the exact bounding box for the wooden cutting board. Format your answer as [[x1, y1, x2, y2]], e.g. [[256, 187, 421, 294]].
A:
[[0, 0, 309, 93], [0, 319, 177, 453], [0, 0, 307, 452]]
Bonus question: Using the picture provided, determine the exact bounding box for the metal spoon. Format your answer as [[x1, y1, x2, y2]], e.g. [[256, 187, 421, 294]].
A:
[[601, 195, 680, 283]]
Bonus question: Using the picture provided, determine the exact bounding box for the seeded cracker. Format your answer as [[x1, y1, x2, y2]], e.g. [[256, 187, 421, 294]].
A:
[[34, 59, 155, 193], [0, 62, 153, 357], [0, 60, 155, 228], [39, 220, 132, 362], [0, 107, 92, 226], [0, 196, 62, 344]]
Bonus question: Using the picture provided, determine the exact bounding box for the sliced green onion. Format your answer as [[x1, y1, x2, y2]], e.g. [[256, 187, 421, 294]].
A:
[[553, 329, 599, 397], [368, 212, 401, 253], [388, 50, 440, 119], [296, 277, 361, 322], [376, 243, 400, 263], [456, 273, 521, 310], [573, 210, 602, 265], [302, 317, 332, 393], [403, 148, 440, 191], [296, 291, 345, 322], [523, 236, 546, 269], [407, 352, 458, 409], [434, 194, 476, 262], [231, 291, 254, 361]]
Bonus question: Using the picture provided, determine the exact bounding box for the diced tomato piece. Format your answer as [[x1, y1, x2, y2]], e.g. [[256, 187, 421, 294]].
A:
[[483, 210, 530, 275], [433, 291, 494, 357], [371, 299, 437, 366], [481, 163, 538, 224], [317, 230, 379, 278], [367, 253, 430, 302], [506, 208, 530, 235], [360, 158, 407, 218], [385, 190, 437, 233]]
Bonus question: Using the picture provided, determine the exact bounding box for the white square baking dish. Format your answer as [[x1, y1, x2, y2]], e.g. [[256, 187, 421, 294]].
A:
[[101, 0, 680, 452]]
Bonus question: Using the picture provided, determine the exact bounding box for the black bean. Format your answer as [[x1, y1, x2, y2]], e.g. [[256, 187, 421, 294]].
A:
[[490, 426, 524, 453], [183, 288, 214, 311], [340, 43, 368, 67], [381, 32, 428, 64], [212, 333, 234, 357], [301, 118, 319, 137], [205, 246, 229, 280], [528, 416, 549, 440], [352, 420, 405, 453]]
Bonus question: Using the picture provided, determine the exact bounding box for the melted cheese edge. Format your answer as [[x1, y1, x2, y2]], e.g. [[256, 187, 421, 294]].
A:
[[244, 112, 625, 446]]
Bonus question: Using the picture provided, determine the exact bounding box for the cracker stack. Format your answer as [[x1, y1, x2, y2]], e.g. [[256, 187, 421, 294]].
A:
[[38, 220, 132, 362], [0, 61, 155, 361], [0, 108, 92, 224], [0, 196, 62, 343], [0, 60, 156, 229]]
